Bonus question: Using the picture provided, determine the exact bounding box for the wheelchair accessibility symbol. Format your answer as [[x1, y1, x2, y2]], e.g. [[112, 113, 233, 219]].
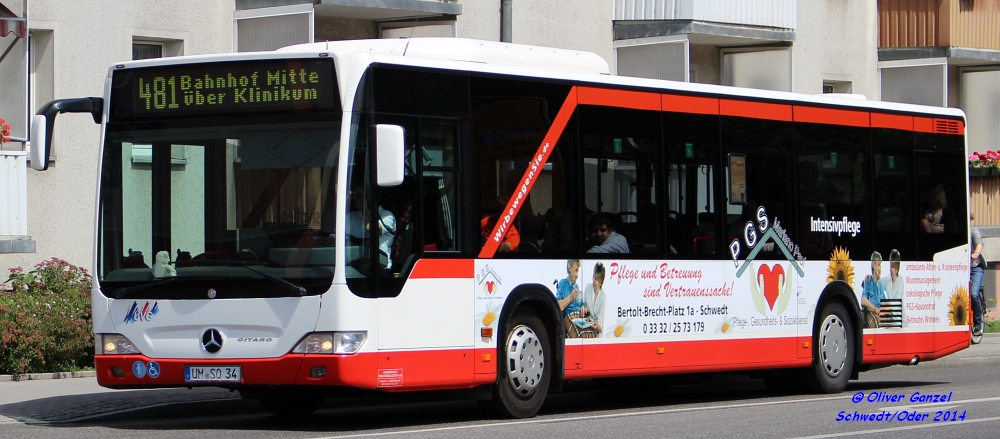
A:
[[147, 361, 160, 379]]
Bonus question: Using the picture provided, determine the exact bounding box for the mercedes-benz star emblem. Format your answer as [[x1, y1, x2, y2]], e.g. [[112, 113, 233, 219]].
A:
[[202, 328, 223, 354]]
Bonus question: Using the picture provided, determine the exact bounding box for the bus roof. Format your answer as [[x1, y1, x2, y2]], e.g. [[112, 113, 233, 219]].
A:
[[279, 38, 964, 122], [277, 38, 611, 76], [109, 38, 964, 123]]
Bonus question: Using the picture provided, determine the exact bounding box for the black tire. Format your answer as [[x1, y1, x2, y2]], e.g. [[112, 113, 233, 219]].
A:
[[801, 302, 854, 393], [482, 309, 551, 418], [258, 394, 325, 417]]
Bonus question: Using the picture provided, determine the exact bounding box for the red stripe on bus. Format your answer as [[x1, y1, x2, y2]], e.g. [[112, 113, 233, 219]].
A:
[[913, 117, 934, 133], [662, 94, 719, 115], [720, 100, 793, 121], [479, 87, 579, 258], [577, 86, 660, 111], [870, 113, 913, 131], [408, 259, 474, 279], [794, 106, 869, 127], [860, 330, 969, 364], [96, 330, 965, 390], [564, 337, 806, 378], [96, 355, 306, 388]]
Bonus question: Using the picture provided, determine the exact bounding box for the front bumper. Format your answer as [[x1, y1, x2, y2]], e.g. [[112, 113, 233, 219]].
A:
[[95, 353, 378, 389]]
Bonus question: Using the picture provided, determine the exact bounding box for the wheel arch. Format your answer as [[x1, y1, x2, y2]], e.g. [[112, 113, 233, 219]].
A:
[[499, 283, 564, 392], [814, 280, 863, 379]]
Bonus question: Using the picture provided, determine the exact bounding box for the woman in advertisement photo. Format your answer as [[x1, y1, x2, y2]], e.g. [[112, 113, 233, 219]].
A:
[[581, 262, 607, 337]]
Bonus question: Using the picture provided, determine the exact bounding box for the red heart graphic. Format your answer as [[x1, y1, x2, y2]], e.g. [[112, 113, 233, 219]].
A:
[[486, 281, 495, 294], [757, 264, 785, 310]]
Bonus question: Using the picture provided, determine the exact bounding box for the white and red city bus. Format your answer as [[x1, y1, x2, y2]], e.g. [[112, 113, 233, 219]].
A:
[[31, 38, 972, 418]]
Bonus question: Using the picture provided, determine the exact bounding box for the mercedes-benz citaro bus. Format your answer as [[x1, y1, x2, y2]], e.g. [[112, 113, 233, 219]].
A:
[[30, 38, 972, 419]]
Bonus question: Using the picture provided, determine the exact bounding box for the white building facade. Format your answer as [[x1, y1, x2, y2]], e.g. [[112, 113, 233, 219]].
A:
[[1, 0, 881, 274]]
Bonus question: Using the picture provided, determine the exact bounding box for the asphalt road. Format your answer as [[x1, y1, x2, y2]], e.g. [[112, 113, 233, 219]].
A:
[[1, 361, 999, 439]]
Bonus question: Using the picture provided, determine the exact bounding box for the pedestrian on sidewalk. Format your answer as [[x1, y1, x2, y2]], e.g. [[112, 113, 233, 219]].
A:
[[971, 214, 986, 337]]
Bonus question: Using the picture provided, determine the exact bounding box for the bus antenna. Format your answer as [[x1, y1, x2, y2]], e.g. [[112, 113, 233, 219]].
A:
[[402, 18, 417, 56]]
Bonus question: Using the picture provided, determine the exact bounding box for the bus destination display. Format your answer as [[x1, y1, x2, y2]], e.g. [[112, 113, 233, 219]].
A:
[[111, 59, 338, 121]]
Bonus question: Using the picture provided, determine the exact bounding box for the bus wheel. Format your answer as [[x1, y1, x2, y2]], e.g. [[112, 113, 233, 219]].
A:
[[803, 302, 854, 393], [258, 394, 325, 417], [483, 310, 551, 418]]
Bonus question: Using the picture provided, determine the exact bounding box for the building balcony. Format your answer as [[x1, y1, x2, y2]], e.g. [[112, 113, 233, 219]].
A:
[[879, 0, 1000, 64], [614, 0, 796, 44]]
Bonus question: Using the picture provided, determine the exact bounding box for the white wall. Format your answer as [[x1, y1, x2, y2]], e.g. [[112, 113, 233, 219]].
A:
[[459, 0, 614, 72], [791, 0, 878, 98], [2, 1, 234, 276]]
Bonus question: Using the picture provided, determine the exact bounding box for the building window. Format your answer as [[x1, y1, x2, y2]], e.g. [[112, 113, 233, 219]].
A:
[[132, 42, 163, 60], [380, 22, 456, 39], [235, 4, 313, 53], [879, 59, 947, 107], [721, 48, 791, 92], [614, 37, 689, 82], [823, 80, 853, 94]]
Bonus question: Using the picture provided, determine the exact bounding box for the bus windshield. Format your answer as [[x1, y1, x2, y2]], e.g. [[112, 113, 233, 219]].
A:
[[98, 117, 341, 299]]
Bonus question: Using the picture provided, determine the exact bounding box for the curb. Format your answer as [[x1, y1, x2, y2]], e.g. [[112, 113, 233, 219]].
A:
[[0, 370, 95, 383]]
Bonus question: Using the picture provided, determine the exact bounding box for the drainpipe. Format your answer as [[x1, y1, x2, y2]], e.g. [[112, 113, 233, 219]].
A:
[[501, 0, 512, 42]]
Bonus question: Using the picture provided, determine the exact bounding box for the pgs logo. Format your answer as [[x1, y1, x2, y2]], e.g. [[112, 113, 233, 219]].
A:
[[123, 301, 159, 324], [750, 263, 793, 315], [730, 206, 802, 316], [476, 264, 503, 296]]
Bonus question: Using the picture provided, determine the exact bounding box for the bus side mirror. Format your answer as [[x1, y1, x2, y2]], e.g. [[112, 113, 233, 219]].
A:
[[29, 115, 47, 171], [376, 124, 405, 187], [29, 97, 104, 171]]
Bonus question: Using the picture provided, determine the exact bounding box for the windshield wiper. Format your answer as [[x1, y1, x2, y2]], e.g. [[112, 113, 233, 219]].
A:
[[178, 260, 308, 296], [114, 277, 180, 299], [240, 263, 308, 296]]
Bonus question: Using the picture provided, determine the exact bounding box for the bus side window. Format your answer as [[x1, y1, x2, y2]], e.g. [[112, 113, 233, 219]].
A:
[[721, 115, 794, 261], [794, 122, 872, 260], [914, 132, 966, 260], [663, 111, 721, 259], [471, 76, 575, 257], [419, 123, 460, 253], [872, 128, 916, 257], [577, 106, 661, 257]]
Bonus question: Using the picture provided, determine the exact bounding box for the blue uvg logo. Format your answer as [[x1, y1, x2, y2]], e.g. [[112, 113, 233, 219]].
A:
[[123, 301, 159, 324]]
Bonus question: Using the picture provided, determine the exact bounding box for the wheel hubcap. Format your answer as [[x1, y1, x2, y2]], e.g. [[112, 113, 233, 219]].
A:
[[504, 324, 544, 397], [819, 314, 848, 377]]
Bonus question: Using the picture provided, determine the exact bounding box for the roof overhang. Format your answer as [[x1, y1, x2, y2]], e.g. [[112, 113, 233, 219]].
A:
[[614, 20, 794, 46], [236, 0, 461, 21], [879, 47, 1000, 67]]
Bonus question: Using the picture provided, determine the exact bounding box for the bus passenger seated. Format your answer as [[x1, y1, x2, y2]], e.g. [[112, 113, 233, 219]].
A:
[[481, 214, 520, 252], [587, 212, 629, 254], [347, 185, 396, 269], [920, 184, 956, 233]]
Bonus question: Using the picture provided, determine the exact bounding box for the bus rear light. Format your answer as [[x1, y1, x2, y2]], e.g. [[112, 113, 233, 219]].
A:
[[292, 332, 367, 355], [99, 334, 141, 355]]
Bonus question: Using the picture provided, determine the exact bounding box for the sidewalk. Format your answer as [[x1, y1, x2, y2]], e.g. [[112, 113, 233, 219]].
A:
[[0, 375, 236, 424]]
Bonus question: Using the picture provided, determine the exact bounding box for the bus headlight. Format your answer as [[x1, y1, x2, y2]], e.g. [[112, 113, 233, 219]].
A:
[[292, 332, 367, 354], [99, 334, 142, 355]]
